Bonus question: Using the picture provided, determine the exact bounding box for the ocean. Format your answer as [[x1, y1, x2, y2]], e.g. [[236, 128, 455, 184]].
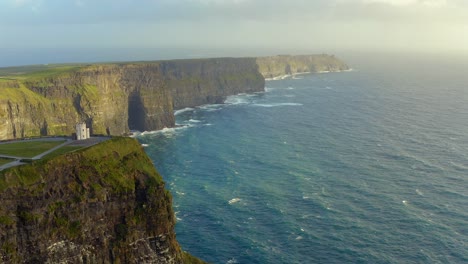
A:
[[136, 54, 468, 263]]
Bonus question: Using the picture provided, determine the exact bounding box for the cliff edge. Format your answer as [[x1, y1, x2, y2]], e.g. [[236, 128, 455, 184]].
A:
[[0, 137, 205, 263], [0, 54, 348, 140]]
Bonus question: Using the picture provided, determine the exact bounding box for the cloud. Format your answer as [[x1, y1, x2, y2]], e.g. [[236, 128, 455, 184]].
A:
[[362, 0, 447, 7]]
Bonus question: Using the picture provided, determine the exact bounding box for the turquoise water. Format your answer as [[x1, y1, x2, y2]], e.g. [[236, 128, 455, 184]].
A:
[[138, 55, 468, 263]]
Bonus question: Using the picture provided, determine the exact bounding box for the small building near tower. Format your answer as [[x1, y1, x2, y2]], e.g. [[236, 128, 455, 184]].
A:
[[76, 122, 90, 140]]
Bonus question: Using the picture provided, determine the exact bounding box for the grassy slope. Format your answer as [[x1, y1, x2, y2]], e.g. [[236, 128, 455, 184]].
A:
[[0, 158, 14, 166], [0, 140, 66, 157]]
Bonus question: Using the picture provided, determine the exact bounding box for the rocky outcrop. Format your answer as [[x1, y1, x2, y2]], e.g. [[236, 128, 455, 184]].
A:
[[256, 54, 349, 79], [0, 137, 205, 263], [0, 54, 348, 140]]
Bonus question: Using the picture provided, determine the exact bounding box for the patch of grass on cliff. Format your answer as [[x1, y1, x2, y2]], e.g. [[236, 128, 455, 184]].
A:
[[41, 146, 83, 160], [0, 158, 14, 166], [0, 140, 65, 158], [0, 137, 162, 195], [0, 164, 43, 191], [0, 65, 83, 80]]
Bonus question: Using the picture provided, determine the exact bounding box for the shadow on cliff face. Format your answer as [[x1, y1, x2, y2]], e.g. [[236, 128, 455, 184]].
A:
[[128, 91, 146, 132]]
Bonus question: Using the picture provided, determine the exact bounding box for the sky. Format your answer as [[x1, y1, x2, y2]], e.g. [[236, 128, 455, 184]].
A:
[[0, 0, 467, 66]]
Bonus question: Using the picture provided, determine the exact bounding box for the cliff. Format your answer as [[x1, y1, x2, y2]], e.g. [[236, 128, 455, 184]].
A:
[[0, 54, 347, 140], [0, 137, 205, 263], [0, 58, 264, 140], [256, 54, 349, 79]]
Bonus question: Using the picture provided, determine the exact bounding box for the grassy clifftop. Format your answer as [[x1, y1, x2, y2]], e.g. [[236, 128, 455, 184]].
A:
[[0, 137, 205, 263]]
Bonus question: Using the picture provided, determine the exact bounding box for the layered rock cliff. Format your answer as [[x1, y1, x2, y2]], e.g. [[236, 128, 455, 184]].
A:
[[0, 55, 347, 140], [256, 54, 349, 79], [0, 137, 204, 263]]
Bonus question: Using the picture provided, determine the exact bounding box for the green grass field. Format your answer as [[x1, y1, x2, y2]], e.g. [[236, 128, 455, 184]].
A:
[[0, 140, 66, 158], [0, 64, 84, 80], [0, 158, 14, 166], [42, 146, 83, 160]]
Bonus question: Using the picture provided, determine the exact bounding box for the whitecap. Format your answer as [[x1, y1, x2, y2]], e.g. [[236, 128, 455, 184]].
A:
[[295, 236, 303, 240], [287, 87, 294, 90], [402, 200, 408, 205], [174, 107, 194, 115], [228, 198, 241, 204], [226, 258, 238, 264], [189, 119, 201, 123], [141, 143, 149, 147], [252, 103, 303, 108], [415, 189, 424, 196], [265, 87, 276, 92]]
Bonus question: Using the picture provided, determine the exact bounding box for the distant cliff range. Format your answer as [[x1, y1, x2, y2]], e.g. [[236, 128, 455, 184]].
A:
[[0, 55, 348, 140]]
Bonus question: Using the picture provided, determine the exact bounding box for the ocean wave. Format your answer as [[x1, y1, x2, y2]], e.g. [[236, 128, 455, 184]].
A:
[[265, 74, 291, 81], [228, 198, 241, 204], [174, 107, 194, 115], [189, 119, 201, 123], [225, 95, 250, 105], [252, 103, 303, 108], [198, 104, 224, 112], [226, 258, 238, 264], [139, 125, 190, 136]]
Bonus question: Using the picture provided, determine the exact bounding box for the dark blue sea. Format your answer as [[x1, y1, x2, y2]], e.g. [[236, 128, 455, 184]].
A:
[[137, 54, 468, 264]]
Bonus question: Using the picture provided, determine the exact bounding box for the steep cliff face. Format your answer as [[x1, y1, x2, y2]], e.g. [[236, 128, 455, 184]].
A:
[[0, 58, 265, 140], [161, 58, 264, 109], [0, 64, 174, 139], [0, 137, 204, 263], [0, 55, 348, 140], [256, 54, 349, 78]]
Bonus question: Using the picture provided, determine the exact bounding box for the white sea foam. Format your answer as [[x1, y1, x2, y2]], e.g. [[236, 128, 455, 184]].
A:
[[416, 189, 424, 196], [189, 119, 201, 123], [252, 103, 303, 108], [265, 74, 291, 81], [129, 130, 142, 137], [225, 95, 249, 105], [295, 236, 303, 240], [141, 143, 149, 147], [287, 87, 294, 90], [265, 87, 276, 92], [198, 104, 223, 112], [139, 125, 190, 136], [228, 198, 241, 204], [174, 107, 194, 115], [226, 258, 238, 264]]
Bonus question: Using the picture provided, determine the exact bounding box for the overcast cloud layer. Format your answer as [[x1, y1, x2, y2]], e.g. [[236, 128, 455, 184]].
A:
[[0, 0, 467, 64]]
